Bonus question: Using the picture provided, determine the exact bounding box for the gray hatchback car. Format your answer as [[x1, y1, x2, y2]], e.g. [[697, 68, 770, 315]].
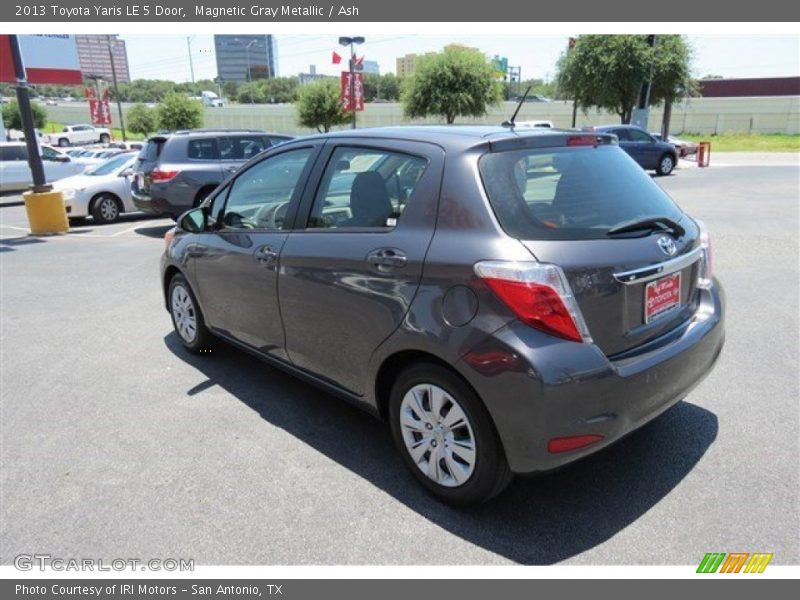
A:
[[160, 126, 725, 505]]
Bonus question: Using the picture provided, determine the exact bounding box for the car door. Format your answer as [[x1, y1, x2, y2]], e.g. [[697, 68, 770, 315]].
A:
[[188, 144, 321, 359], [627, 127, 660, 169], [278, 140, 444, 395], [40, 146, 78, 181], [0, 145, 29, 190]]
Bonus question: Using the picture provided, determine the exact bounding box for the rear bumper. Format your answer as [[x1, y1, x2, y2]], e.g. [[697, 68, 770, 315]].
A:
[[457, 281, 725, 474]]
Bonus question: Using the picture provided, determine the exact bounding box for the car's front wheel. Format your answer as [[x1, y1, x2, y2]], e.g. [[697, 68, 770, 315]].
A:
[[90, 194, 121, 224], [657, 153, 676, 176], [99, 133, 110, 144], [388, 363, 512, 506], [168, 274, 214, 353]]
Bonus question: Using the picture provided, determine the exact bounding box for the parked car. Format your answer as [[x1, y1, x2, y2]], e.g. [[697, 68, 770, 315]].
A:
[[591, 125, 678, 175], [0, 142, 85, 191], [160, 126, 725, 506], [43, 124, 112, 147], [652, 132, 698, 158], [131, 129, 294, 219], [73, 148, 127, 167], [509, 94, 552, 102], [52, 154, 138, 224]]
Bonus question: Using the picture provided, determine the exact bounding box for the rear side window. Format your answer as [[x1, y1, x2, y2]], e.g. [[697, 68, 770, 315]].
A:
[[218, 135, 268, 161], [0, 146, 27, 161], [187, 138, 219, 160], [478, 145, 683, 240], [307, 147, 428, 229]]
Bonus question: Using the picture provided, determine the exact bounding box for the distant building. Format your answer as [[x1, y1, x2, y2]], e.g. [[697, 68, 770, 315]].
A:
[[362, 60, 380, 75], [298, 64, 333, 86], [698, 77, 800, 97], [396, 53, 433, 78], [74, 35, 130, 83], [214, 35, 277, 84]]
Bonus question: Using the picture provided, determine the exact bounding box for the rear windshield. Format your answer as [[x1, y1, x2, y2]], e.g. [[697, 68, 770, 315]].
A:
[[139, 138, 166, 162], [478, 145, 683, 240]]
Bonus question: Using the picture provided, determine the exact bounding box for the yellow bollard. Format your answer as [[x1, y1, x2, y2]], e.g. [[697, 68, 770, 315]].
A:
[[23, 189, 69, 235]]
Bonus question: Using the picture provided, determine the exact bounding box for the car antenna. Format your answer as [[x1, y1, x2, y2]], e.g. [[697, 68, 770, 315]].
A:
[[502, 85, 532, 128]]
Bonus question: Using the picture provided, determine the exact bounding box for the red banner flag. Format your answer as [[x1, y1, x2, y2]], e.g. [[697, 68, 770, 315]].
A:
[[332, 51, 342, 65], [340, 71, 364, 112]]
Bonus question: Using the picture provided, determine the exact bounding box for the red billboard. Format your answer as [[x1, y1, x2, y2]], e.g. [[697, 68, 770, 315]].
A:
[[340, 71, 364, 112]]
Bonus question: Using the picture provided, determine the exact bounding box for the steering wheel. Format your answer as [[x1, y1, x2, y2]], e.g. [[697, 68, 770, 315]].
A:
[[254, 201, 289, 229]]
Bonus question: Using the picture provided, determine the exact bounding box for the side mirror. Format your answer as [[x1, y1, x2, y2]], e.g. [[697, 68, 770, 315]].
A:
[[335, 159, 351, 171], [178, 207, 207, 233]]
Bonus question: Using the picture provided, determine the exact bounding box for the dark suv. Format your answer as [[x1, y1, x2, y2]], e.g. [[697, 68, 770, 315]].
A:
[[132, 129, 293, 218], [160, 126, 725, 505]]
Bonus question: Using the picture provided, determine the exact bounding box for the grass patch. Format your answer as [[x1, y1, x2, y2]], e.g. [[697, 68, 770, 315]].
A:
[[44, 122, 146, 142], [676, 133, 800, 152]]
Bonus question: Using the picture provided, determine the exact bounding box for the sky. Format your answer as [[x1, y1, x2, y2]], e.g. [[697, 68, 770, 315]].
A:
[[121, 34, 800, 83]]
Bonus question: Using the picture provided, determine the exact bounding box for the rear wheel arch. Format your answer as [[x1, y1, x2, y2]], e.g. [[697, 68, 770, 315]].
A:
[[193, 184, 218, 207]]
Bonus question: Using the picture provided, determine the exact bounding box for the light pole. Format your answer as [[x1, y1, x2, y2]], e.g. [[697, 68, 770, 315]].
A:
[[106, 35, 126, 141], [186, 35, 196, 85], [339, 36, 364, 129]]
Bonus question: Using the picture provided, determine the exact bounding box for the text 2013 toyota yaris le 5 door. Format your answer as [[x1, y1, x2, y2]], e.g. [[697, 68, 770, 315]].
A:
[[161, 126, 725, 506]]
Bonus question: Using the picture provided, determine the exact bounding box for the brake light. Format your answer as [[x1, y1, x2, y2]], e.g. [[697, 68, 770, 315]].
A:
[[567, 135, 599, 146], [474, 261, 592, 343], [151, 169, 180, 183], [696, 219, 713, 289]]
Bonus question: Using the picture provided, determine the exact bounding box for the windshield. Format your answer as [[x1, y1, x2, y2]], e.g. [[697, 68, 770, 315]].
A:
[[478, 145, 683, 240], [86, 154, 133, 176]]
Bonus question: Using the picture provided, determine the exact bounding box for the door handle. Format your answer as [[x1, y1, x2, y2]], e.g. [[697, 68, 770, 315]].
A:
[[224, 166, 238, 173], [254, 245, 278, 267], [186, 243, 208, 258], [366, 248, 407, 271]]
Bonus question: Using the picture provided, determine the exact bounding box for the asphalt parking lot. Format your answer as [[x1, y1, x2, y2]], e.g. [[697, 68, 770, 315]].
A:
[[1, 156, 798, 566]]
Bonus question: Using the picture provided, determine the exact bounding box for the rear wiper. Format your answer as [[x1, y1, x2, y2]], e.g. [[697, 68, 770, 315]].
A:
[[606, 216, 685, 238]]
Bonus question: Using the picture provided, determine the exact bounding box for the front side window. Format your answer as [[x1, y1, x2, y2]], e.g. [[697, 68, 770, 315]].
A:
[[219, 136, 269, 161], [40, 147, 61, 161], [628, 128, 653, 143], [219, 148, 314, 231], [479, 145, 683, 241], [307, 147, 428, 230]]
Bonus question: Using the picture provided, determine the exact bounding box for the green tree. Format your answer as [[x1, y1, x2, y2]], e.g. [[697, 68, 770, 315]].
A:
[[402, 46, 503, 124], [156, 92, 203, 131], [2, 100, 47, 130], [127, 103, 158, 138], [295, 79, 349, 133], [556, 35, 694, 124], [222, 81, 239, 101], [237, 82, 266, 104]]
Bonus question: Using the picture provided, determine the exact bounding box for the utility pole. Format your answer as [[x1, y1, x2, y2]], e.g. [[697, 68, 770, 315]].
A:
[[339, 36, 364, 129], [187, 36, 196, 84], [106, 35, 126, 141], [8, 35, 48, 192]]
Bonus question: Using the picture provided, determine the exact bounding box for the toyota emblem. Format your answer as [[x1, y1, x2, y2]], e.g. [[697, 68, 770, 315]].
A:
[[657, 235, 678, 256]]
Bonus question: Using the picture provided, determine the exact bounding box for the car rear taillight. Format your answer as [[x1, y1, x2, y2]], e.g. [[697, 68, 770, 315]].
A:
[[151, 169, 180, 183], [696, 219, 713, 289], [474, 261, 592, 343]]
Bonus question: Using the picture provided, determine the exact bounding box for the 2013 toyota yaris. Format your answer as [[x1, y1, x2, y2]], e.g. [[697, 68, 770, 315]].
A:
[[161, 126, 725, 506]]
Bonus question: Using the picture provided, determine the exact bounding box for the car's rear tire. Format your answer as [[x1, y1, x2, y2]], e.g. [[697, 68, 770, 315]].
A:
[[99, 133, 110, 144], [168, 274, 215, 354], [657, 153, 676, 176], [90, 194, 122, 224], [388, 363, 513, 506]]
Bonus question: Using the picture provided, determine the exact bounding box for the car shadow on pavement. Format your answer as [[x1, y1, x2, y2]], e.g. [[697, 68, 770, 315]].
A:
[[135, 224, 174, 238], [164, 332, 718, 565]]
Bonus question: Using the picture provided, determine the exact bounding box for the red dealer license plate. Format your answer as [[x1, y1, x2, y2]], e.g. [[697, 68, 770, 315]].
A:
[[645, 272, 681, 323]]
